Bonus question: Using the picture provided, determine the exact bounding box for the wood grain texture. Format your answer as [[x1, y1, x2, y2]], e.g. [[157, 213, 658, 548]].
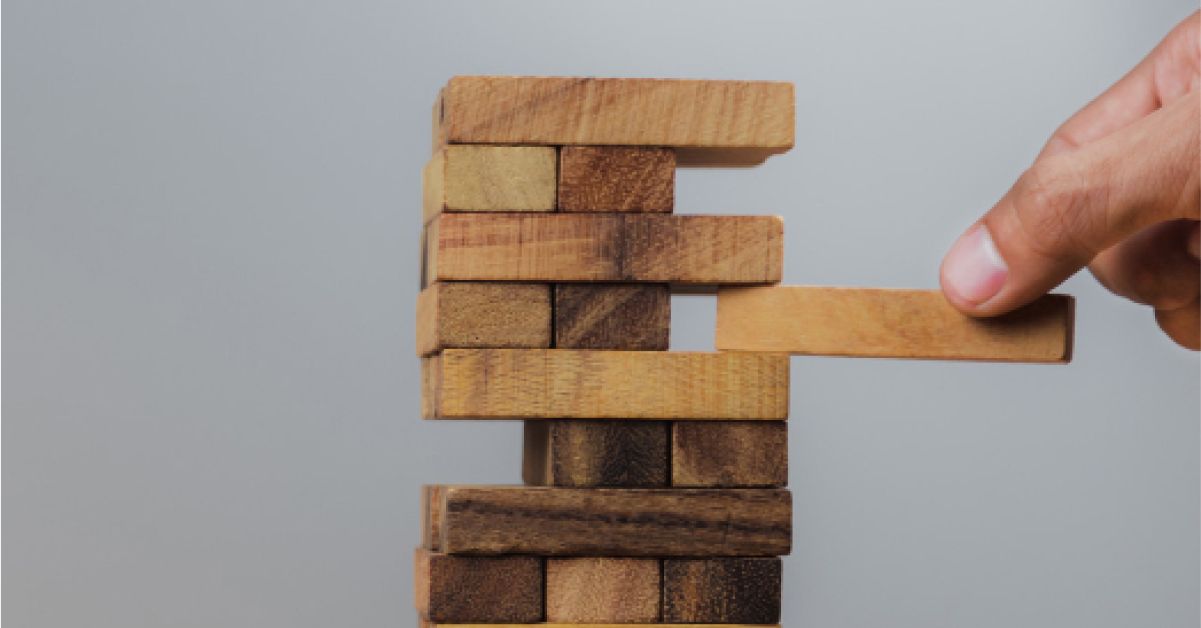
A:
[[422, 349, 789, 420], [523, 421, 668, 487], [421, 623, 779, 628], [428, 485, 791, 557], [422, 145, 556, 223], [416, 282, 551, 356], [425, 213, 783, 285], [421, 485, 446, 551], [672, 422, 787, 488], [716, 286, 1075, 362], [414, 548, 543, 623], [662, 558, 782, 624], [434, 76, 794, 165], [557, 147, 675, 212], [554, 284, 670, 350], [546, 558, 661, 623]]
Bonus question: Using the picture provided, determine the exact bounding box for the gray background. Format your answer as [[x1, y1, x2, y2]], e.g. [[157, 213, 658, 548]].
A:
[[5, 1, 1199, 626]]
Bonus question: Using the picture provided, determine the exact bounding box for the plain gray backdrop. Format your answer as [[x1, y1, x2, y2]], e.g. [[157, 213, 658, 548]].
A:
[[5, 1, 1199, 626]]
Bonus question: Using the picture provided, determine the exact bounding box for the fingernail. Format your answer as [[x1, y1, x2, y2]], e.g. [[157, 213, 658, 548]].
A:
[[1186, 223, 1200, 260], [943, 224, 1008, 305]]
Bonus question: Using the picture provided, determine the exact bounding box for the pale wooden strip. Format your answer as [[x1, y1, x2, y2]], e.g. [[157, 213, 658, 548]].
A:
[[423, 146, 557, 223]]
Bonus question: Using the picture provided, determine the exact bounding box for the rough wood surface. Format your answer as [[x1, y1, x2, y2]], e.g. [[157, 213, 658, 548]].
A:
[[672, 422, 787, 488], [524, 421, 668, 487], [546, 558, 661, 623], [554, 284, 670, 350], [422, 145, 556, 223], [716, 286, 1075, 362], [421, 623, 778, 628], [434, 76, 794, 165], [662, 558, 782, 624], [422, 349, 789, 420], [558, 147, 675, 212], [414, 548, 543, 623], [421, 485, 446, 551], [416, 282, 551, 356], [427, 485, 791, 557]]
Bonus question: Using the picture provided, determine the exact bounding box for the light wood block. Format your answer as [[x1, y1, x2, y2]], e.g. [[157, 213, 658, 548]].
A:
[[425, 485, 791, 557], [414, 548, 543, 623], [524, 421, 668, 487], [673, 422, 787, 488], [416, 282, 551, 356], [421, 485, 446, 551], [422, 349, 789, 420], [554, 284, 670, 350], [546, 558, 661, 623], [558, 147, 675, 212], [422, 145, 557, 223], [716, 286, 1075, 362], [433, 76, 794, 165], [424, 213, 783, 285], [662, 558, 782, 624]]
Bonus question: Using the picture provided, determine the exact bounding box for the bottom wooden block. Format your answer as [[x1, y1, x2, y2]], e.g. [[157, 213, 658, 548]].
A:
[[414, 548, 543, 623], [421, 623, 780, 628], [663, 558, 782, 624], [546, 558, 661, 622]]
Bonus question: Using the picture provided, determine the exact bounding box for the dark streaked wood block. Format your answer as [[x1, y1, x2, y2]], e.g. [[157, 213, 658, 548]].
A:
[[662, 557, 782, 623], [554, 284, 670, 350], [558, 146, 674, 212], [672, 421, 787, 487], [524, 421, 668, 487], [414, 548, 543, 623]]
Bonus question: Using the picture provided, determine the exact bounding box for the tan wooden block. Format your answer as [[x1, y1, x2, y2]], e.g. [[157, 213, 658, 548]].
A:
[[416, 282, 551, 356], [673, 422, 787, 488], [421, 623, 779, 628], [420, 485, 445, 551], [523, 421, 668, 487], [414, 548, 543, 623], [716, 286, 1074, 362], [554, 284, 670, 350], [663, 558, 782, 624], [422, 349, 789, 420], [546, 558, 661, 623], [422, 145, 557, 223], [558, 147, 675, 212]]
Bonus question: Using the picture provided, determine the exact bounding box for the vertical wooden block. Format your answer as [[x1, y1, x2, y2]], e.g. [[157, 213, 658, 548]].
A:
[[673, 422, 788, 487], [414, 548, 544, 623], [523, 421, 668, 487], [421, 485, 445, 551], [662, 557, 782, 623], [416, 282, 552, 356], [558, 146, 675, 212], [545, 558, 661, 622], [423, 145, 557, 222], [554, 284, 670, 350]]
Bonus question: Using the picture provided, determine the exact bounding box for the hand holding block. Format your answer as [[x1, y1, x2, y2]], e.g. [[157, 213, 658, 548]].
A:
[[423, 146, 557, 223], [546, 558, 661, 622], [416, 282, 551, 356], [414, 548, 543, 623]]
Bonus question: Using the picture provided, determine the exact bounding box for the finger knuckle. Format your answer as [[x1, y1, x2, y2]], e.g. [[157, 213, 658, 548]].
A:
[[1011, 161, 1106, 264]]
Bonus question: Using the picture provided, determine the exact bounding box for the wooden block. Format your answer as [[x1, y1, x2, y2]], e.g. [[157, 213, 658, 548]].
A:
[[414, 548, 543, 623], [672, 422, 787, 488], [546, 558, 661, 623], [662, 558, 782, 624], [434, 76, 794, 165], [554, 284, 670, 350], [421, 485, 446, 551], [524, 421, 668, 487], [429, 485, 791, 557], [422, 349, 789, 420], [558, 147, 675, 212], [716, 286, 1075, 362], [421, 623, 779, 628], [425, 213, 783, 285], [422, 145, 557, 223], [416, 282, 551, 356]]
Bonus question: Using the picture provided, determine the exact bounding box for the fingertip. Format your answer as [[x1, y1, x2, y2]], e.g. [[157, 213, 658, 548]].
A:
[[940, 224, 1009, 314]]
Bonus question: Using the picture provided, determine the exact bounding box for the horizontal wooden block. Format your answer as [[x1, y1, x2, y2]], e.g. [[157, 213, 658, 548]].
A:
[[422, 145, 557, 223], [425, 213, 783, 285], [673, 422, 787, 487], [716, 286, 1075, 362], [422, 349, 789, 419], [416, 282, 551, 356], [524, 421, 668, 487], [554, 284, 670, 350], [434, 76, 794, 165], [421, 622, 779, 628], [663, 558, 782, 624], [425, 485, 791, 556], [546, 558, 661, 622], [414, 548, 543, 623], [558, 147, 675, 212]]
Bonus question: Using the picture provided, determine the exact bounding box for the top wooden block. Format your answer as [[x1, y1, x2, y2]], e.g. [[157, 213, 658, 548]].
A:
[[433, 76, 795, 165]]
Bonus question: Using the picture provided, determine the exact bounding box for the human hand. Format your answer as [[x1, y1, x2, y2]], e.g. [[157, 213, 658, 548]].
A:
[[939, 12, 1200, 349]]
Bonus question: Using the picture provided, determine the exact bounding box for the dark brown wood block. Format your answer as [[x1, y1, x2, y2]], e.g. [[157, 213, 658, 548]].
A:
[[662, 557, 782, 623], [673, 421, 788, 487], [413, 548, 543, 623], [553, 284, 670, 350], [558, 146, 675, 212], [524, 421, 668, 487], [546, 558, 661, 622]]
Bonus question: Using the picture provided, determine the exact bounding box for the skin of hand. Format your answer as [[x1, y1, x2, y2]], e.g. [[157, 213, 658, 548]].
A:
[[939, 11, 1200, 349]]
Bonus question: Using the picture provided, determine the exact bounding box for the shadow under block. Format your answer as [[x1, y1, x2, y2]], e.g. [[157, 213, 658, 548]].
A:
[[662, 558, 782, 624], [424, 213, 783, 285], [554, 284, 670, 350], [672, 422, 787, 488], [422, 349, 789, 420], [416, 282, 551, 356], [716, 286, 1075, 362], [546, 558, 661, 623], [523, 421, 668, 487], [423, 485, 791, 557], [434, 76, 794, 165], [413, 548, 543, 623], [422, 145, 557, 223], [558, 147, 675, 212]]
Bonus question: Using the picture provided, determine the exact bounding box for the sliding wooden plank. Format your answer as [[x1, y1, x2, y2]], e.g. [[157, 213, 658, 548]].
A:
[[416, 282, 551, 356], [422, 145, 557, 223], [414, 548, 543, 623], [663, 558, 782, 624], [716, 286, 1075, 362], [558, 147, 675, 212], [425, 213, 783, 285], [672, 422, 787, 488], [433, 76, 794, 165], [429, 485, 791, 557], [523, 421, 668, 487], [546, 558, 661, 623], [421, 623, 779, 628], [422, 349, 789, 420], [554, 284, 670, 350]]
